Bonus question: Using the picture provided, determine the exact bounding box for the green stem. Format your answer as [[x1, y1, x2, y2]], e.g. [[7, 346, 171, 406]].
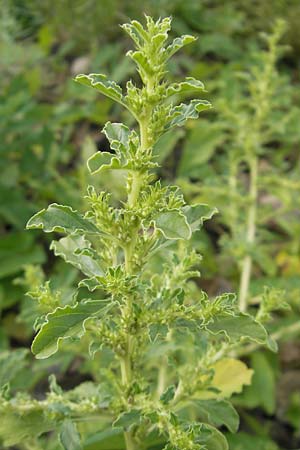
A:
[[238, 157, 257, 312]]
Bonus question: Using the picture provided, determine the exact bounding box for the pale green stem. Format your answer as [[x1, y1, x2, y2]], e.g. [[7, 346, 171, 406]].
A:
[[120, 113, 151, 450], [238, 157, 257, 312]]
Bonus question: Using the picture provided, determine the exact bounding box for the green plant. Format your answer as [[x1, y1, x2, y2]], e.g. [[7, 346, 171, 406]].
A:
[[0, 16, 274, 450]]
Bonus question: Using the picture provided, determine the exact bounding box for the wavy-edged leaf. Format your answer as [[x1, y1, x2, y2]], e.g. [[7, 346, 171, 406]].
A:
[[198, 359, 253, 400], [60, 420, 82, 450], [166, 100, 212, 130], [87, 152, 125, 175], [74, 73, 124, 105], [31, 300, 111, 359], [102, 122, 130, 152], [50, 236, 104, 278], [182, 204, 218, 232], [165, 35, 197, 60], [27, 204, 101, 235], [155, 210, 191, 240], [193, 399, 239, 433], [166, 77, 205, 97], [207, 313, 269, 345]]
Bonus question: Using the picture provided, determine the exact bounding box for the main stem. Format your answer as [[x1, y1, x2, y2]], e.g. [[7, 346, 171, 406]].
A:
[[238, 157, 257, 312], [120, 114, 150, 450]]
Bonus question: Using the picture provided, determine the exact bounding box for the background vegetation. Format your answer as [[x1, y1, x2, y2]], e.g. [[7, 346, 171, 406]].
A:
[[1, 0, 300, 449]]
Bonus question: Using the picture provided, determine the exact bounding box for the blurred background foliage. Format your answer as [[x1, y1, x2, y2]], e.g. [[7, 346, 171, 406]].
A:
[[1, 0, 300, 448]]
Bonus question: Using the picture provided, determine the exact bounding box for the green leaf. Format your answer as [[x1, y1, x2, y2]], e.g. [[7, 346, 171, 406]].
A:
[[178, 121, 225, 177], [60, 420, 82, 450], [74, 73, 124, 105], [87, 152, 123, 175], [102, 122, 130, 152], [0, 410, 53, 446], [236, 352, 276, 414], [207, 313, 269, 345], [182, 204, 218, 232], [0, 232, 45, 278], [194, 399, 239, 433], [50, 235, 104, 278], [166, 77, 205, 97], [27, 203, 100, 235], [165, 35, 197, 60], [160, 385, 176, 404], [113, 409, 141, 430], [166, 100, 212, 130], [155, 210, 191, 240], [205, 426, 229, 450], [84, 428, 125, 450], [0, 349, 28, 387], [31, 300, 111, 359]]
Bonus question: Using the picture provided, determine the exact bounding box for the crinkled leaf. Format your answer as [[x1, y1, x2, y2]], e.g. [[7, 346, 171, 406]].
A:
[[194, 399, 239, 433], [50, 235, 104, 278], [31, 300, 111, 359], [102, 122, 130, 152], [74, 73, 124, 104], [182, 204, 218, 232], [60, 420, 82, 450], [87, 152, 124, 175], [79, 277, 101, 292], [165, 35, 197, 60], [155, 210, 191, 240], [113, 409, 141, 430], [166, 77, 205, 97], [27, 204, 100, 235], [207, 313, 269, 345], [166, 100, 212, 130]]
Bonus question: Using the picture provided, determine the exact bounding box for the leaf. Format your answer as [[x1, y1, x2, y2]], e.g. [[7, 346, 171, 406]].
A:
[[165, 35, 197, 60], [178, 121, 225, 177], [227, 432, 279, 450], [60, 420, 82, 450], [0, 232, 45, 278], [27, 204, 101, 235], [166, 100, 212, 130], [155, 210, 191, 240], [182, 204, 218, 232], [84, 428, 125, 450], [31, 300, 111, 359], [166, 77, 205, 97], [0, 349, 28, 387], [205, 427, 229, 450], [0, 410, 53, 446], [194, 399, 239, 433], [87, 152, 123, 175], [50, 235, 104, 278], [113, 409, 141, 430], [160, 385, 176, 404], [236, 352, 276, 414], [198, 359, 253, 399], [74, 73, 124, 105], [207, 313, 269, 345], [102, 122, 130, 152]]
